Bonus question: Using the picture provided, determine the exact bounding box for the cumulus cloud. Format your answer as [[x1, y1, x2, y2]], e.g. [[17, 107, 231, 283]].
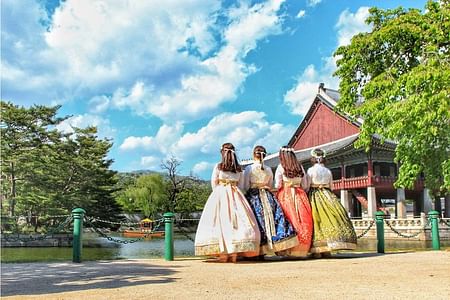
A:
[[283, 7, 370, 116], [192, 161, 215, 174], [296, 10, 306, 19], [119, 122, 183, 152], [140, 156, 161, 170], [148, 0, 286, 122], [336, 7, 371, 47], [119, 110, 295, 173], [2, 0, 287, 124], [56, 114, 116, 139], [307, 0, 322, 7], [88, 95, 110, 113], [172, 111, 295, 160]]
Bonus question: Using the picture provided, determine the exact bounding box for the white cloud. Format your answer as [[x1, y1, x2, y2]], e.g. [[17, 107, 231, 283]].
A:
[[119, 122, 183, 152], [88, 95, 110, 113], [296, 10, 306, 19], [56, 114, 116, 139], [336, 7, 370, 46], [2, 0, 287, 124], [172, 111, 295, 160], [148, 0, 286, 122], [192, 161, 215, 174], [307, 0, 322, 7], [283, 6, 371, 116], [140, 156, 161, 170], [119, 110, 295, 173]]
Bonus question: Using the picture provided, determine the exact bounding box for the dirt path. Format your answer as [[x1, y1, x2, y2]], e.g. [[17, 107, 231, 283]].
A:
[[2, 251, 449, 299]]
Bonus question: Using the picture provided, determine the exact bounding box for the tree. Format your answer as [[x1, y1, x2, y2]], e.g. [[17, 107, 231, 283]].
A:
[[0, 102, 64, 216], [116, 173, 167, 218], [175, 179, 210, 214], [161, 156, 209, 215], [160, 157, 187, 212], [0, 102, 123, 230], [334, 1, 450, 193]]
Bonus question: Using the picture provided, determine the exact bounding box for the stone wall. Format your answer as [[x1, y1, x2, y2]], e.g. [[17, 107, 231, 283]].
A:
[[352, 218, 450, 241]]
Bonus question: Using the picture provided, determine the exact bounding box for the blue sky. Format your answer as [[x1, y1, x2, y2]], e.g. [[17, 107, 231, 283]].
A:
[[1, 0, 427, 179]]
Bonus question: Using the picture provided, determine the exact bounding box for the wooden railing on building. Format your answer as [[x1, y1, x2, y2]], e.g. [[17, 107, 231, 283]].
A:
[[333, 176, 370, 190], [333, 176, 425, 190]]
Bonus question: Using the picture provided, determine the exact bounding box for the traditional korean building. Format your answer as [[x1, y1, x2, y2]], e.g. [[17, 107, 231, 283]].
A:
[[262, 83, 446, 219]]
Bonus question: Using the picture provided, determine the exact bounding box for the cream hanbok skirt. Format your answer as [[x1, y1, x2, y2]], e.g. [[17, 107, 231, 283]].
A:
[[195, 183, 260, 256]]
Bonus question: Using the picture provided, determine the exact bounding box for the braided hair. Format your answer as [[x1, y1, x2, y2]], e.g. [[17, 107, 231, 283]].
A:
[[279, 146, 303, 178], [218, 142, 242, 173]]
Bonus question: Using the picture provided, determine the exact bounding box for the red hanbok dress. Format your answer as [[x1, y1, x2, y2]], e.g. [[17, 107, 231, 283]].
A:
[[275, 165, 313, 256]]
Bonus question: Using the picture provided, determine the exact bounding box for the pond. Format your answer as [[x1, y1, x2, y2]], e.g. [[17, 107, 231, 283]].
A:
[[2, 233, 449, 263]]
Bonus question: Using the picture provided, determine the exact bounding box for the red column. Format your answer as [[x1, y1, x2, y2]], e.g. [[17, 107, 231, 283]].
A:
[[341, 162, 345, 189]]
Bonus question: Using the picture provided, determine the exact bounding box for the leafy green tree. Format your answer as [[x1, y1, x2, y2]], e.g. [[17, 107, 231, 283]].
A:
[[116, 174, 167, 218], [160, 157, 210, 216], [0, 102, 64, 216], [1, 101, 123, 230], [175, 179, 210, 215], [334, 0, 450, 193]]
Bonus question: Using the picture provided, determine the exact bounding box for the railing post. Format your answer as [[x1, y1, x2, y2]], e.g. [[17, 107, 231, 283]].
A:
[[164, 212, 175, 261], [428, 210, 440, 250], [72, 208, 86, 263], [375, 211, 385, 254]]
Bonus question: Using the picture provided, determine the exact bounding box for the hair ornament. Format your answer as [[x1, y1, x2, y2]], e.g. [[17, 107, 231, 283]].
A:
[[311, 148, 326, 158], [280, 147, 295, 152]]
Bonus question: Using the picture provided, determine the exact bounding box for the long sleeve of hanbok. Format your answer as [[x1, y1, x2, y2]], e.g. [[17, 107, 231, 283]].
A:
[[242, 165, 251, 192], [210, 164, 219, 189], [238, 171, 245, 191], [274, 165, 283, 189], [328, 169, 334, 190], [267, 167, 274, 189], [301, 164, 309, 191]]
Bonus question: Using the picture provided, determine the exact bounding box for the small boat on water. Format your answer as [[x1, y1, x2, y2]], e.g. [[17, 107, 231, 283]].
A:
[[122, 230, 165, 238], [122, 218, 165, 238]]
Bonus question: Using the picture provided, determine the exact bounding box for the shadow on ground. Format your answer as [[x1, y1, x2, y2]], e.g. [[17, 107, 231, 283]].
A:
[[1, 260, 180, 297], [195, 251, 390, 264]]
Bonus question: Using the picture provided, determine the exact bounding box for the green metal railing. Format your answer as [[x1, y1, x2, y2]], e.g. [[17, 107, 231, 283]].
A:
[[2, 208, 445, 262], [373, 210, 441, 253], [69, 208, 178, 262]]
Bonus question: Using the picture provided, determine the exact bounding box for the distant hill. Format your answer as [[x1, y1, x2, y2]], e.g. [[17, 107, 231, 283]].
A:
[[117, 170, 209, 184], [125, 169, 160, 175]]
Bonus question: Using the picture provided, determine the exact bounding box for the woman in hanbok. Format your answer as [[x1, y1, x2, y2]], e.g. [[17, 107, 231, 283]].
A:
[[307, 149, 357, 257], [275, 146, 313, 257], [243, 145, 298, 256], [195, 142, 260, 263]]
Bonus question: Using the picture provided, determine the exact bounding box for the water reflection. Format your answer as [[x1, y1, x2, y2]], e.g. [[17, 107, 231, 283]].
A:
[[2, 233, 449, 263]]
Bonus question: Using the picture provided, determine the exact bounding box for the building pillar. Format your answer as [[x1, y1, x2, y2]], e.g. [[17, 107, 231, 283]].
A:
[[389, 166, 396, 177], [434, 195, 442, 215], [374, 165, 381, 176], [414, 194, 422, 216], [367, 186, 377, 218], [396, 188, 406, 218], [444, 194, 450, 218], [422, 188, 433, 213], [367, 158, 373, 186], [340, 189, 351, 216]]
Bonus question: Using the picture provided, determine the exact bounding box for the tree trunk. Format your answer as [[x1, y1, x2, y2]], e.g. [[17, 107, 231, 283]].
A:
[[9, 161, 16, 217]]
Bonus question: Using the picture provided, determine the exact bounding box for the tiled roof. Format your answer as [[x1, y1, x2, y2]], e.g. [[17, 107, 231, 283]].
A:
[[255, 134, 360, 168]]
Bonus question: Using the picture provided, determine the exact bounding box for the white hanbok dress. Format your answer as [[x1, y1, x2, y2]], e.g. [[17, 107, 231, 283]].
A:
[[194, 164, 260, 256]]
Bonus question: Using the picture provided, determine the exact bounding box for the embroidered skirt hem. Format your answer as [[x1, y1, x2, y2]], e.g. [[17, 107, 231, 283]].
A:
[[261, 235, 299, 254], [310, 241, 357, 253], [195, 240, 259, 256], [309, 187, 357, 253]]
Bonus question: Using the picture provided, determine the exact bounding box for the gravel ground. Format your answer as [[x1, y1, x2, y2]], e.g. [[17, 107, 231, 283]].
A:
[[1, 251, 449, 300]]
